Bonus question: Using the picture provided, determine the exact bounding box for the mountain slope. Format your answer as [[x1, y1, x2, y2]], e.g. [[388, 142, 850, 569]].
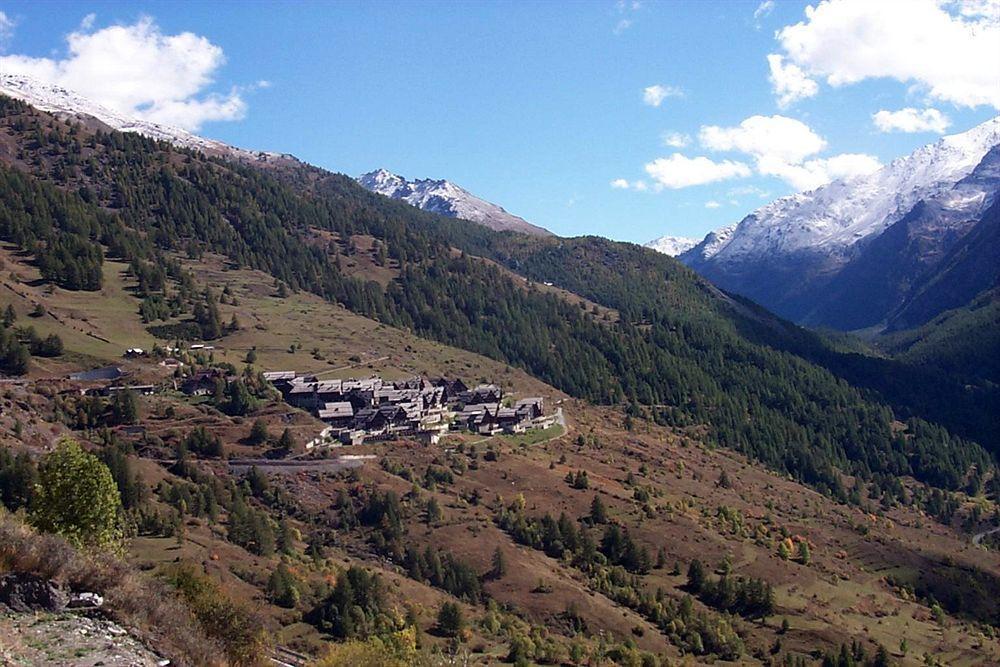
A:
[[0, 73, 296, 167], [0, 90, 992, 494], [880, 286, 1000, 386], [886, 195, 1000, 332], [3, 87, 1000, 664], [357, 168, 552, 236], [671, 117, 1000, 331]]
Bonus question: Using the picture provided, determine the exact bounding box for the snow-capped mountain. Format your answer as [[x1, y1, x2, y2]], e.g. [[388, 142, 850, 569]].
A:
[[643, 235, 698, 256], [0, 73, 294, 166], [665, 116, 1000, 331], [358, 169, 552, 236]]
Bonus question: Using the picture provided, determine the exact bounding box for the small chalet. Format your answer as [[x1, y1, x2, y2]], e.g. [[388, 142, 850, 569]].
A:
[[180, 369, 226, 396], [515, 397, 544, 420]]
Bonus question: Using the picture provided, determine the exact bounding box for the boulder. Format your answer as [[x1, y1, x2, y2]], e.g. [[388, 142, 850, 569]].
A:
[[0, 573, 69, 612]]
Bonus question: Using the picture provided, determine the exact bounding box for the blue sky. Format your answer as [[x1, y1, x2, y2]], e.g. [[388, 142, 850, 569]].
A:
[[0, 0, 997, 243]]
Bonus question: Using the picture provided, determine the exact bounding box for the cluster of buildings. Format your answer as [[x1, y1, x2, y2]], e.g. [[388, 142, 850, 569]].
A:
[[264, 372, 549, 446]]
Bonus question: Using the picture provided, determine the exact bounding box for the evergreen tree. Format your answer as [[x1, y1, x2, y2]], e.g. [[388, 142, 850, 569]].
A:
[[110, 389, 139, 425], [491, 546, 507, 579], [590, 494, 608, 523], [687, 559, 706, 593], [248, 418, 269, 445], [425, 496, 442, 525], [277, 428, 295, 451], [267, 562, 300, 608], [797, 541, 811, 565], [436, 601, 464, 638]]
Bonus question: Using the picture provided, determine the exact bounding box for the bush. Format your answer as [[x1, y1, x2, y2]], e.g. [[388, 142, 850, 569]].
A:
[[165, 563, 271, 666], [31, 439, 122, 550], [313, 627, 417, 667]]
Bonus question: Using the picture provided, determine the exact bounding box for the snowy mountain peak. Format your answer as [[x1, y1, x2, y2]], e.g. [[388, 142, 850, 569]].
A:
[[643, 235, 698, 257], [672, 115, 1000, 266], [357, 169, 552, 236], [0, 73, 295, 165], [659, 116, 1000, 331]]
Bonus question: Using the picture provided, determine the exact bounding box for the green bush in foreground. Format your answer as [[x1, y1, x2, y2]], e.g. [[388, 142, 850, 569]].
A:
[[31, 438, 122, 550]]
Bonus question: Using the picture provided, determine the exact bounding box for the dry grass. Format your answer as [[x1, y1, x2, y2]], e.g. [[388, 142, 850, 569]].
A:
[[0, 510, 226, 666]]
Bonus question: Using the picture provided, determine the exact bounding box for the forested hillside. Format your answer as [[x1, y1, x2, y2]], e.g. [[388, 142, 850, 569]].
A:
[[0, 94, 992, 503], [880, 287, 1000, 386]]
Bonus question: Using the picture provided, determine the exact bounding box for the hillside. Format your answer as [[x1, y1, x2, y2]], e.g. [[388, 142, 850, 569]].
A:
[[879, 287, 1000, 386], [0, 90, 994, 487], [1, 243, 999, 665], [0, 91, 999, 665]]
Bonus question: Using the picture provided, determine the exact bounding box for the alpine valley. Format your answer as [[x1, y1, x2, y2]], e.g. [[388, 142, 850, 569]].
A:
[[0, 69, 999, 667], [664, 117, 1000, 336]]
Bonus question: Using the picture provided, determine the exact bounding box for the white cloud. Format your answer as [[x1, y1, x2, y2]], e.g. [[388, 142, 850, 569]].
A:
[[776, 0, 1000, 109], [872, 107, 951, 133], [643, 84, 684, 107], [754, 0, 775, 19], [754, 1, 776, 27], [660, 131, 691, 148], [0, 16, 249, 130], [0, 11, 15, 51], [610, 178, 649, 191], [699, 114, 881, 190], [758, 152, 882, 190], [613, 0, 643, 34], [699, 115, 827, 165], [767, 54, 819, 108], [79, 13, 96, 31], [643, 153, 752, 189], [705, 200, 722, 208]]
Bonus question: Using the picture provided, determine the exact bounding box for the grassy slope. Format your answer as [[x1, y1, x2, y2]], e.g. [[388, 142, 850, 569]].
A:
[[1, 247, 999, 664]]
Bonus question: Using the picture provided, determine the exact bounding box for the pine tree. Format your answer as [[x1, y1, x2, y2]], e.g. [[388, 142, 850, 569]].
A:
[[797, 540, 811, 565], [491, 546, 507, 579], [248, 418, 269, 445], [590, 495, 607, 523], [267, 562, 300, 608], [687, 559, 706, 593], [277, 516, 295, 555], [425, 496, 442, 525], [436, 601, 464, 638], [111, 389, 139, 425]]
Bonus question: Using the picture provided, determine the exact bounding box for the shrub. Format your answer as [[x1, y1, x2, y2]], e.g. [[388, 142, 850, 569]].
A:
[[165, 563, 271, 666], [0, 511, 223, 665], [31, 439, 122, 550], [313, 627, 417, 667]]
